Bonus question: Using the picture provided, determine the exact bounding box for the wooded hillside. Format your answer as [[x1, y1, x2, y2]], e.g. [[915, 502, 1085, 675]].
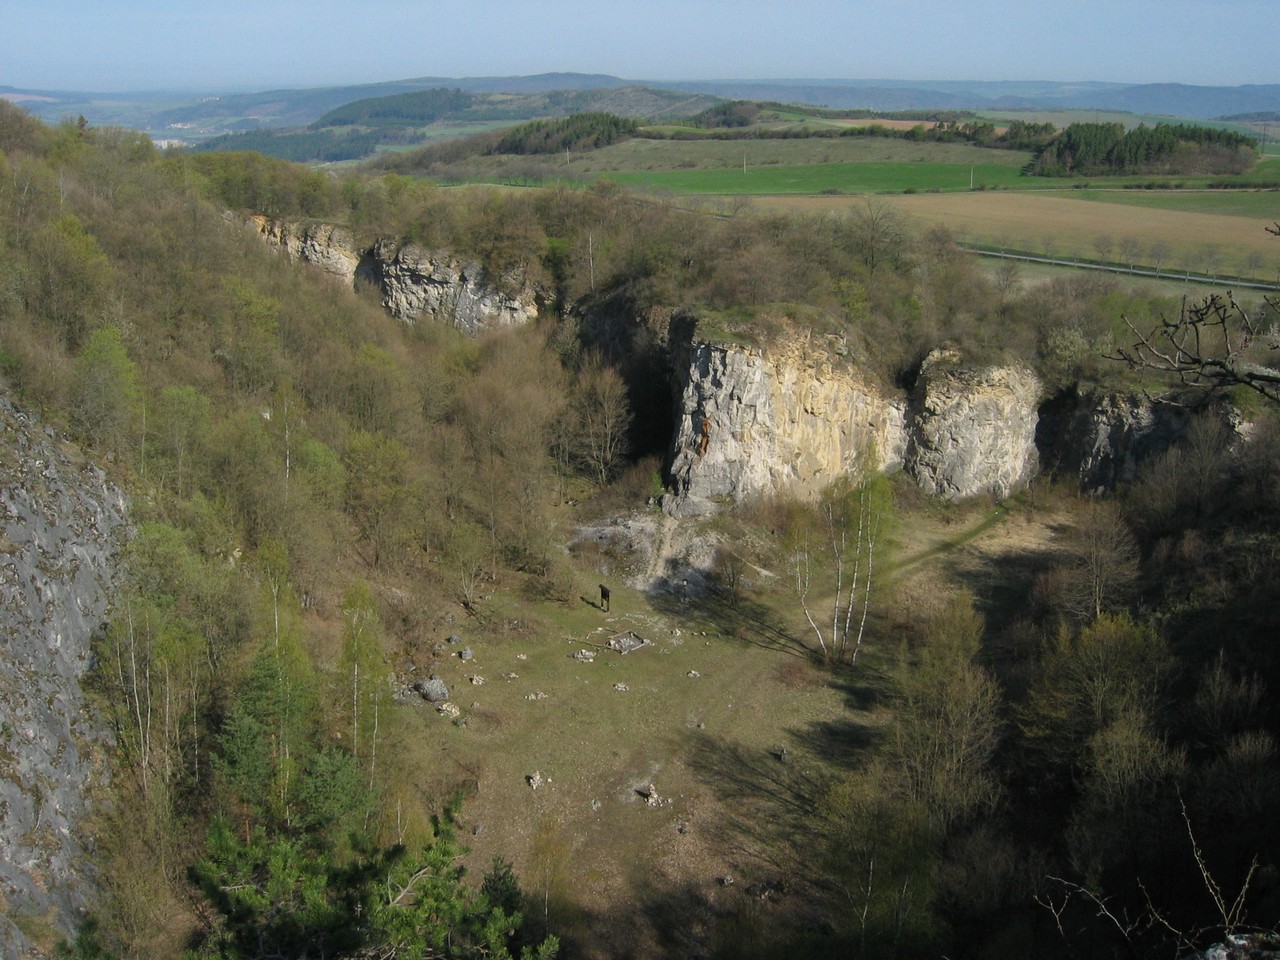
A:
[[1, 101, 1278, 959]]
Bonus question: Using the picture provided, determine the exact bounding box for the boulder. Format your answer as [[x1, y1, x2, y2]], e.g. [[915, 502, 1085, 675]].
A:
[[414, 675, 450, 703]]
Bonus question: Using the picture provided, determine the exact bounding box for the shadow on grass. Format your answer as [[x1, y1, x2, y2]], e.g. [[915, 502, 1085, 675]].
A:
[[538, 878, 842, 960], [543, 723, 879, 959], [949, 544, 1059, 625], [646, 582, 813, 660]]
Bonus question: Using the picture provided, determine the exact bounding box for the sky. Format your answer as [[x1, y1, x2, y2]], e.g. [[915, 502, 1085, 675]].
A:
[[4, 0, 1279, 93]]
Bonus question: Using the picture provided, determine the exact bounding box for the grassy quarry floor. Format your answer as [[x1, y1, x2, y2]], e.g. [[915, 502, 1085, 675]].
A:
[[393, 494, 1069, 959]]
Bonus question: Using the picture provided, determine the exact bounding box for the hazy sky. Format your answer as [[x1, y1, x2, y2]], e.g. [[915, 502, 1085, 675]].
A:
[[5, 0, 1278, 92]]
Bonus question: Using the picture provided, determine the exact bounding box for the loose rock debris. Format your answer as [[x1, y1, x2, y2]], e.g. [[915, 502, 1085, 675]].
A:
[[607, 631, 648, 654]]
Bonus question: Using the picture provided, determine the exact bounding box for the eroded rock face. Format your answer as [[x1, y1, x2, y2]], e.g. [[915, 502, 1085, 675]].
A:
[[665, 338, 907, 517], [1036, 391, 1190, 493], [0, 394, 128, 958], [251, 218, 540, 336], [366, 238, 539, 335], [905, 351, 1042, 501], [252, 217, 361, 286]]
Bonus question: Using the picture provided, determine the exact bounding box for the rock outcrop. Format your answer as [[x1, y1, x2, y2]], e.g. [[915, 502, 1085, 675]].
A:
[[253, 218, 361, 286], [364, 238, 539, 335], [905, 350, 1042, 501], [0, 394, 128, 958], [251, 218, 540, 336], [664, 336, 1047, 514], [1036, 391, 1190, 493], [665, 337, 907, 517]]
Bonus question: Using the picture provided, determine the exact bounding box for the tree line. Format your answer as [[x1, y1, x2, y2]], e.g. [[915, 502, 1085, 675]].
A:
[[1033, 121, 1258, 176]]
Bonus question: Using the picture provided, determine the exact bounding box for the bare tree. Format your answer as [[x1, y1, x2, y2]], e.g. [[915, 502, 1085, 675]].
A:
[[1113, 224, 1280, 402], [1093, 234, 1114, 266], [1112, 290, 1280, 403], [1201, 243, 1224, 279], [1149, 240, 1172, 277], [994, 258, 1022, 298], [787, 475, 891, 666], [847, 199, 907, 276], [1119, 237, 1143, 271], [1063, 501, 1140, 622], [573, 359, 632, 486]]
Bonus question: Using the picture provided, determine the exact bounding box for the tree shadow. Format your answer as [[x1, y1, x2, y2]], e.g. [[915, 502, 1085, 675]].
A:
[[544, 722, 879, 959], [944, 544, 1056, 620], [646, 579, 813, 661]]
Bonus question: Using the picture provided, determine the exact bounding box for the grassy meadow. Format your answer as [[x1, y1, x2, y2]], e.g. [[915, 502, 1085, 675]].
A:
[[606, 159, 1027, 195], [390, 494, 1057, 957]]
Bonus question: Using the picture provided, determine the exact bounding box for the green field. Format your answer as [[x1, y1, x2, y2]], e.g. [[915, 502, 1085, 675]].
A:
[[605, 159, 1028, 195]]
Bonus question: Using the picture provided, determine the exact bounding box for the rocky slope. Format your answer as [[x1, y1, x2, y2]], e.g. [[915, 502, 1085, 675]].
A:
[[251, 217, 540, 335], [0, 393, 129, 958]]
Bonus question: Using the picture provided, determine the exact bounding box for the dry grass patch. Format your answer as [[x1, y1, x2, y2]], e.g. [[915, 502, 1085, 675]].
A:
[[752, 192, 1280, 276]]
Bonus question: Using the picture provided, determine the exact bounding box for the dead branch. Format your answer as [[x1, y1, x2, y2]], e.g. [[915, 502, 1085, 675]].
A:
[[1111, 291, 1280, 404]]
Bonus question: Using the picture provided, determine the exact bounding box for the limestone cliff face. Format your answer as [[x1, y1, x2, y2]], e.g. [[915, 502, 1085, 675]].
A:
[[251, 218, 540, 336], [253, 217, 361, 286], [664, 338, 1047, 514], [365, 238, 539, 336], [665, 338, 907, 517], [1035, 391, 1191, 493], [905, 350, 1042, 501], [0, 394, 128, 958]]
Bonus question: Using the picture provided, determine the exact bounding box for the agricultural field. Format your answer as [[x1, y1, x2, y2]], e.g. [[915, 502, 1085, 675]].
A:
[[1047, 185, 1280, 218], [606, 158, 1026, 195], [519, 130, 1277, 281], [555, 135, 1032, 175], [751, 191, 1280, 280]]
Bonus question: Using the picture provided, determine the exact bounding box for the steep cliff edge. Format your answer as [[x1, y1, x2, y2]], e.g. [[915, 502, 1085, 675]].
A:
[[251, 218, 540, 335], [905, 350, 1042, 502], [665, 336, 908, 517], [664, 337, 1047, 514], [0, 394, 128, 957]]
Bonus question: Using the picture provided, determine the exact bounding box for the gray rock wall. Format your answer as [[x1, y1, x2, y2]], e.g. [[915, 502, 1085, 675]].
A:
[[0, 395, 128, 958], [1036, 391, 1190, 494], [665, 337, 907, 517], [905, 350, 1042, 501], [665, 339, 1043, 514], [366, 238, 539, 335], [254, 217, 361, 286], [252, 218, 540, 336]]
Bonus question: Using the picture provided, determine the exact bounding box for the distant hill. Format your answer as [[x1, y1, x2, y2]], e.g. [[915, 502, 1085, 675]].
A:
[[642, 79, 1280, 119], [191, 85, 720, 162], [5, 74, 1279, 148]]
